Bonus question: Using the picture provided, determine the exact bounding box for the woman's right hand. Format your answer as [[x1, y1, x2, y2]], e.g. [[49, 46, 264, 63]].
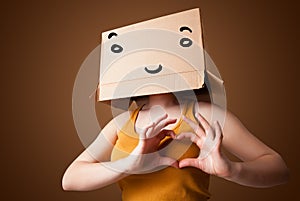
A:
[[123, 113, 179, 174]]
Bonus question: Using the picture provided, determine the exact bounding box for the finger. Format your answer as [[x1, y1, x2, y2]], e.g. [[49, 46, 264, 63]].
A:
[[213, 121, 223, 151], [182, 115, 198, 131], [214, 121, 222, 139], [135, 132, 147, 154], [144, 118, 172, 138], [183, 115, 205, 137], [152, 113, 168, 125], [195, 113, 211, 132], [159, 156, 179, 168], [198, 121, 221, 159], [147, 118, 176, 139], [176, 132, 202, 148], [138, 121, 153, 135], [179, 158, 199, 169], [141, 122, 154, 139], [155, 118, 177, 131], [139, 126, 148, 139], [145, 125, 155, 139], [157, 129, 175, 140]]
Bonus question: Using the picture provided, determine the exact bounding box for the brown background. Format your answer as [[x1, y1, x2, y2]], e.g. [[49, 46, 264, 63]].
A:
[[1, 0, 298, 200]]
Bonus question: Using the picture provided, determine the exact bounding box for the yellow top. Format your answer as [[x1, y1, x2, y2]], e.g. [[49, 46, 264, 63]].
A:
[[111, 102, 211, 201]]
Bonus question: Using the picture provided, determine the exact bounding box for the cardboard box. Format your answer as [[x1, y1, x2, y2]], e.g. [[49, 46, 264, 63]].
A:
[[97, 8, 205, 101]]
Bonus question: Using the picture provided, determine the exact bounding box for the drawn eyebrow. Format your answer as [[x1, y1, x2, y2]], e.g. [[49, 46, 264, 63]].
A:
[[179, 26, 192, 33], [108, 32, 118, 39]]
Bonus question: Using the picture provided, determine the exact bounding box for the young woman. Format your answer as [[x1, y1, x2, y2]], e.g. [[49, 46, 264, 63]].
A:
[[62, 91, 289, 201]]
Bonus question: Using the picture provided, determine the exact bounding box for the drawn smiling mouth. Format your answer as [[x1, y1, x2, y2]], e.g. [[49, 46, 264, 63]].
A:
[[144, 64, 163, 74]]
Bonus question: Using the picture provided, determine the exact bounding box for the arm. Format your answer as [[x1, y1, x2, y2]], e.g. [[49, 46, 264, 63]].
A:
[[177, 102, 289, 188], [62, 112, 178, 191], [62, 114, 129, 191], [221, 109, 289, 187]]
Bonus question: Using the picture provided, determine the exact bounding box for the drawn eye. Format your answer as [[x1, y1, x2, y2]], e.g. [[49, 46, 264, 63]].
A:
[[179, 38, 193, 48], [111, 44, 123, 53]]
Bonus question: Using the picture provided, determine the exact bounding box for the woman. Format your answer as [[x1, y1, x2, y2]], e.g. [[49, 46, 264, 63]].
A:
[[62, 91, 289, 201]]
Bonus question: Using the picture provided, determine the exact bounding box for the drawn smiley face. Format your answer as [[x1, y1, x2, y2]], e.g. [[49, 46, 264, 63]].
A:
[[107, 25, 194, 76]]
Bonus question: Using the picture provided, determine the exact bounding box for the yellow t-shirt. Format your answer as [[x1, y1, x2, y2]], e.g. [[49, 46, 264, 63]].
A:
[[111, 102, 211, 201]]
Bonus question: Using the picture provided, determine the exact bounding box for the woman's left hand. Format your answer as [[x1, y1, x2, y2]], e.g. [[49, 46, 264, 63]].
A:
[[175, 113, 233, 178]]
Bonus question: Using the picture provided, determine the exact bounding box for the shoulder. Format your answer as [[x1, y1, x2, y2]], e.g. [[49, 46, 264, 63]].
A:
[[193, 101, 213, 122], [195, 101, 212, 112], [89, 110, 131, 149], [194, 101, 250, 139], [194, 101, 239, 127]]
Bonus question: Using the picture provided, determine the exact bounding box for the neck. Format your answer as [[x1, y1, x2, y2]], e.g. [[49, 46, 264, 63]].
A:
[[146, 93, 178, 108]]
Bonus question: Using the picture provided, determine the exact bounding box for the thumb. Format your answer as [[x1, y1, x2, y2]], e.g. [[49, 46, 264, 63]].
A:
[[158, 156, 179, 168], [179, 158, 199, 169]]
